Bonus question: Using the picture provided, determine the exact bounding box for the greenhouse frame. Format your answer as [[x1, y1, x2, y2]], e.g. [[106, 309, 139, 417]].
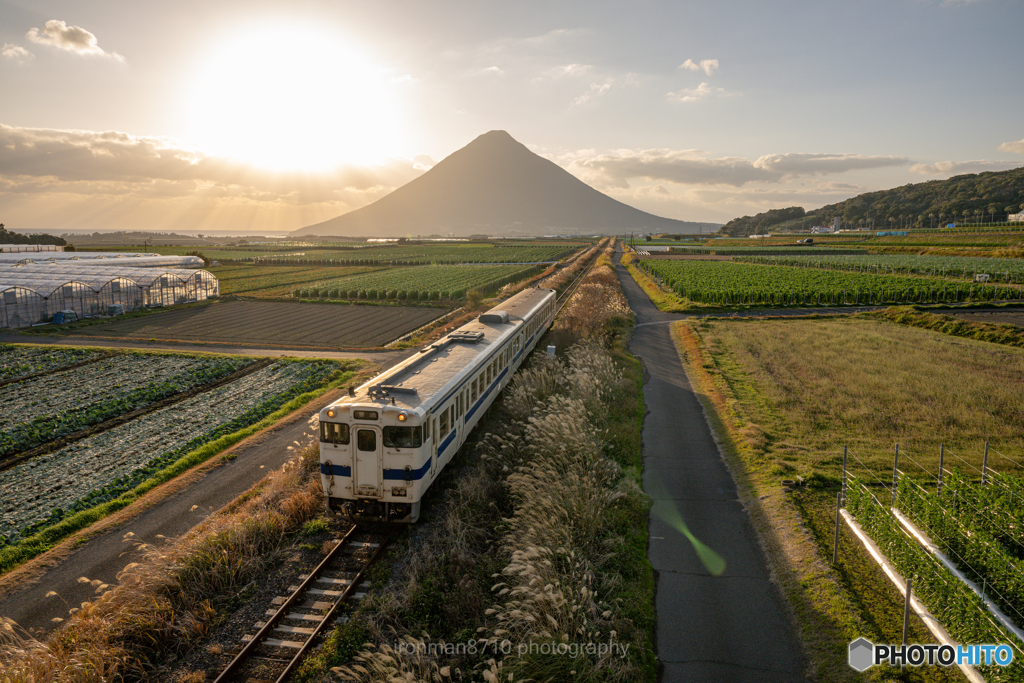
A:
[[0, 264, 218, 329]]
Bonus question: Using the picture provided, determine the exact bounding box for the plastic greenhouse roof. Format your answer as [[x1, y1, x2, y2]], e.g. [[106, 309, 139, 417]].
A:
[[0, 264, 215, 298], [0, 253, 203, 268]]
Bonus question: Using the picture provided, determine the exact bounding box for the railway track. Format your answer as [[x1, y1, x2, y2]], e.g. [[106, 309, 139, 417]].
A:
[[212, 524, 391, 683]]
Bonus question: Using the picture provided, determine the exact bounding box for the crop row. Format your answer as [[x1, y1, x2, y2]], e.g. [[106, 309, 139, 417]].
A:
[[0, 354, 250, 459], [639, 259, 1019, 306], [658, 246, 865, 256], [0, 360, 341, 545], [291, 264, 541, 301], [0, 345, 103, 383], [846, 478, 1024, 682], [211, 265, 383, 297], [228, 244, 578, 266], [736, 254, 1024, 284], [894, 471, 1024, 627]]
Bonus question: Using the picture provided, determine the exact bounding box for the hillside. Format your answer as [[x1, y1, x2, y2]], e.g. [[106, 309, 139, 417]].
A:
[[292, 131, 717, 237], [720, 166, 1024, 235]]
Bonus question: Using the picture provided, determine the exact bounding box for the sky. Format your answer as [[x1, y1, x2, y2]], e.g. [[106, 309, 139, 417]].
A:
[[2, 0, 1023, 235]]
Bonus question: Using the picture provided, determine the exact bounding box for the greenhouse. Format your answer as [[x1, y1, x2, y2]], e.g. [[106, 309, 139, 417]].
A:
[[0, 252, 204, 268], [0, 263, 218, 329]]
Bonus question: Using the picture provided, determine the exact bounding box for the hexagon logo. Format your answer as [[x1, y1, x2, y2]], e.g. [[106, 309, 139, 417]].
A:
[[848, 637, 875, 671]]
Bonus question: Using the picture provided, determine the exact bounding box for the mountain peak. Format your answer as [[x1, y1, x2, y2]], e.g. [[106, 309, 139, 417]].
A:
[[293, 132, 714, 237]]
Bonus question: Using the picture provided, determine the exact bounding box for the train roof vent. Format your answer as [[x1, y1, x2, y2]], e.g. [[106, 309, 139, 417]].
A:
[[479, 310, 509, 324], [448, 330, 485, 343]]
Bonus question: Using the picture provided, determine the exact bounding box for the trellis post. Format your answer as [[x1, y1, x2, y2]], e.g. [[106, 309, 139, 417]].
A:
[[891, 444, 900, 508]]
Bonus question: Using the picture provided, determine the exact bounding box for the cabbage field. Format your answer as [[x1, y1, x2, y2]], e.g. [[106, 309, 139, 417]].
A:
[[0, 347, 346, 547], [0, 346, 104, 383], [0, 353, 250, 459]]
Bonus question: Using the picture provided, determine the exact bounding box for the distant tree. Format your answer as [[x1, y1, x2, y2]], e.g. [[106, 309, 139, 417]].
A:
[[988, 204, 997, 223], [1006, 205, 1018, 219]]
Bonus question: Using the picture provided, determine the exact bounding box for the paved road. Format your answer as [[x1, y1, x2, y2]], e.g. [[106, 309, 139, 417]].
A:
[[614, 250, 809, 682], [0, 343, 414, 634]]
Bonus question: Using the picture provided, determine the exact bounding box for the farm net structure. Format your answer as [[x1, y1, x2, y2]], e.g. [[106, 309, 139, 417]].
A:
[[0, 252, 218, 329]]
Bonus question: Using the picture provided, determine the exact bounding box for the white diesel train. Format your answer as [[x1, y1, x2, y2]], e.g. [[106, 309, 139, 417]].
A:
[[318, 287, 557, 522]]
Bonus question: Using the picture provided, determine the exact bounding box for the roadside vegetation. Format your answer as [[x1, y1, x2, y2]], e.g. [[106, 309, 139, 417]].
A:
[[671, 315, 1024, 681]]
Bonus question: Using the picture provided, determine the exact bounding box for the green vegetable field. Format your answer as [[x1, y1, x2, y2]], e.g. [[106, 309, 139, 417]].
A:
[[640, 259, 1019, 306], [292, 264, 542, 301], [737, 253, 1024, 284]]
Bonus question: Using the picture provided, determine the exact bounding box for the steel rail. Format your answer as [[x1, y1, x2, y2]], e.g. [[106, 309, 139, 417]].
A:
[[212, 524, 363, 683]]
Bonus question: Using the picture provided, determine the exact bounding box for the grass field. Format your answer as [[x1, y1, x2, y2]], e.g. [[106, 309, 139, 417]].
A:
[[688, 316, 1024, 479]]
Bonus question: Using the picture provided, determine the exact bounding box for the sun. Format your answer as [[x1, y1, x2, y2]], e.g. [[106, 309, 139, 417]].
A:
[[186, 24, 405, 171]]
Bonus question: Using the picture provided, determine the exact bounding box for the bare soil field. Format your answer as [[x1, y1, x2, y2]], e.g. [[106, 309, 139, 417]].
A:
[[944, 307, 1024, 328], [64, 300, 446, 348]]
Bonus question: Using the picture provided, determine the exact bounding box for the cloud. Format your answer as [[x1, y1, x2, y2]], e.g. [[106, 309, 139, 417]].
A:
[[26, 20, 124, 61], [998, 138, 1024, 154], [2, 43, 32, 62], [666, 82, 727, 103], [909, 160, 1022, 175], [573, 81, 613, 106], [565, 149, 914, 189], [0, 123, 426, 207], [754, 153, 910, 175], [679, 58, 718, 75], [571, 149, 779, 187], [477, 66, 504, 76]]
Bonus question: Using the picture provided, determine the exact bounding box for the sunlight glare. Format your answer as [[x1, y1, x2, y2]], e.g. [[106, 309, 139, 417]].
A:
[[187, 25, 404, 171]]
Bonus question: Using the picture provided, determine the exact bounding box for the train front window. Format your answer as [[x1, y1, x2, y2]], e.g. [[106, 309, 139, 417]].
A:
[[320, 422, 350, 444], [357, 429, 377, 451], [383, 426, 422, 448]]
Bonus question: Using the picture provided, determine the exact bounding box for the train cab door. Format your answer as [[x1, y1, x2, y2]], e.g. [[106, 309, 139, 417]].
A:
[[353, 426, 382, 498]]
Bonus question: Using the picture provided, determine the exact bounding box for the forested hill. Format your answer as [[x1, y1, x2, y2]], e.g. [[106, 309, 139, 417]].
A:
[[0, 224, 67, 246], [719, 166, 1024, 235]]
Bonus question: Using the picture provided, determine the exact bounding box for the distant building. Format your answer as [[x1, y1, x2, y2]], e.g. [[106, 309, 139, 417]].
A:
[[1010, 213, 1024, 222], [810, 226, 833, 234]]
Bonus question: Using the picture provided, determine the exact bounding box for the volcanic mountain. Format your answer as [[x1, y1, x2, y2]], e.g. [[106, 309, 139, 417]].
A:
[[292, 131, 715, 237]]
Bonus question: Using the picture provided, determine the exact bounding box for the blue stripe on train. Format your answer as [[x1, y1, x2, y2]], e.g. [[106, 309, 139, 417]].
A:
[[320, 458, 434, 481]]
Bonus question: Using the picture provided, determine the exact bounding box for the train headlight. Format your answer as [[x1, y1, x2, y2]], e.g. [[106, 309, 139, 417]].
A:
[[398, 412, 407, 422], [392, 486, 407, 497], [327, 409, 335, 418]]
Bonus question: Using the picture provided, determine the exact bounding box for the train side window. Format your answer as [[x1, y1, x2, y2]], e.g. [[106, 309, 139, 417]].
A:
[[383, 426, 422, 448], [320, 422, 350, 444], [471, 377, 477, 402], [440, 409, 449, 439]]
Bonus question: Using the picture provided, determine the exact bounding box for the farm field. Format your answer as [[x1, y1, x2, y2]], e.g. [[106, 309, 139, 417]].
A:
[[0, 358, 341, 547], [224, 242, 583, 265], [293, 263, 539, 301], [737, 253, 1024, 283], [66, 300, 445, 348], [678, 316, 1024, 680], [639, 258, 1016, 306], [0, 346, 104, 382], [685, 316, 1024, 477], [211, 264, 383, 297], [0, 352, 250, 459]]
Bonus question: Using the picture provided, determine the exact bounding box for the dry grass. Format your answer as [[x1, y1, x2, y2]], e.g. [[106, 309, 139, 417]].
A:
[[0, 438, 325, 682], [691, 316, 1024, 479]]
